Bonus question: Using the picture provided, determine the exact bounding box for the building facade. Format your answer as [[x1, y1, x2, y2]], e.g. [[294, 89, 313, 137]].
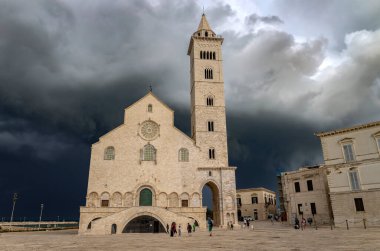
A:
[[236, 188, 276, 221], [316, 121, 380, 227], [278, 166, 333, 225], [78, 14, 238, 235]]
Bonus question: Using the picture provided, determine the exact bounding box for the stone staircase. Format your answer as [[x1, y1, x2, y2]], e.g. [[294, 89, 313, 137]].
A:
[[85, 206, 196, 235]]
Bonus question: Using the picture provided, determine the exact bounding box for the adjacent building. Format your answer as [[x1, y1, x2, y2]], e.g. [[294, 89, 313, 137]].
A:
[[278, 166, 333, 225], [79, 14, 238, 235], [279, 121, 380, 227], [316, 121, 380, 227], [236, 188, 276, 221]]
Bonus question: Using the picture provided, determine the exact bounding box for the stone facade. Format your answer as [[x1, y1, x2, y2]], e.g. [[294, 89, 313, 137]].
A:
[[236, 188, 276, 221], [316, 121, 380, 228], [278, 166, 333, 225], [78, 14, 238, 235], [279, 121, 380, 228]]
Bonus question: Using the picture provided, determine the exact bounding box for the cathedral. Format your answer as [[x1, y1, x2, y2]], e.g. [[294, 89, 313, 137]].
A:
[[79, 14, 237, 235]]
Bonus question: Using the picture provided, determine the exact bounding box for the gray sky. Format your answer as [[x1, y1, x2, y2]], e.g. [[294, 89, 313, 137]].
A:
[[0, 0, 379, 219]]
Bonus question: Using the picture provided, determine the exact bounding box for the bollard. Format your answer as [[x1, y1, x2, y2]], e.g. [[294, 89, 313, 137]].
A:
[[346, 220, 349, 230], [363, 218, 366, 229]]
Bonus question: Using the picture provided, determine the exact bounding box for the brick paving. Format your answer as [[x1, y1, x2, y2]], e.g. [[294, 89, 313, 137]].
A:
[[0, 221, 379, 251]]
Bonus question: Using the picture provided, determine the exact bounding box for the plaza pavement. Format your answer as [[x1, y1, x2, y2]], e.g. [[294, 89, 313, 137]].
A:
[[0, 221, 379, 251]]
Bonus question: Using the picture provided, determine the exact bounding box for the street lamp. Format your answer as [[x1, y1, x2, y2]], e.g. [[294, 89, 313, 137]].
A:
[[38, 204, 44, 230], [9, 193, 18, 231]]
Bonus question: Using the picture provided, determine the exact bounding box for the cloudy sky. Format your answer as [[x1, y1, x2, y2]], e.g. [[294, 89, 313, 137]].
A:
[[1, 0, 380, 220]]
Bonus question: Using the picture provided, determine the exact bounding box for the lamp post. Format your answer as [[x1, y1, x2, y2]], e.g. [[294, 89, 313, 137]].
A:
[[38, 204, 44, 230], [9, 193, 18, 231]]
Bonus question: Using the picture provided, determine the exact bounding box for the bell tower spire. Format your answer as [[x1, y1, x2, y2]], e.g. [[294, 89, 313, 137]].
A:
[[187, 14, 228, 167]]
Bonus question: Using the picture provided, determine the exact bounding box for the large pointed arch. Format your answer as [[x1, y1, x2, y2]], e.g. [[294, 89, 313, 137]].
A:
[[200, 180, 221, 227]]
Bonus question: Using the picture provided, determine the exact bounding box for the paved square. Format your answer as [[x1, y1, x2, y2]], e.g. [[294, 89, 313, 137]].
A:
[[1, 222, 380, 250]]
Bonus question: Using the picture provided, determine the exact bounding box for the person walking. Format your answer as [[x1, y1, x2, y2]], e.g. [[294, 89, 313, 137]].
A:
[[294, 218, 300, 229], [192, 222, 196, 232], [178, 224, 182, 237], [187, 223, 192, 236], [207, 217, 214, 236], [166, 223, 169, 234], [170, 222, 177, 237], [301, 218, 306, 231]]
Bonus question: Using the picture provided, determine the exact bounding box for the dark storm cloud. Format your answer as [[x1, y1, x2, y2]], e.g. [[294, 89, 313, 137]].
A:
[[246, 13, 283, 26], [0, 0, 379, 219], [270, 0, 380, 49]]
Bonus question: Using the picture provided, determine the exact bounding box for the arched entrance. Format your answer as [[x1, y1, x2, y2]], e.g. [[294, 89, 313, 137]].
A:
[[139, 188, 153, 206], [202, 181, 220, 226], [122, 215, 165, 233], [87, 217, 101, 230]]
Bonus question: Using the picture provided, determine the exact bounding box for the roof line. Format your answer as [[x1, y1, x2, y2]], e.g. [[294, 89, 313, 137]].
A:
[[315, 121, 380, 137]]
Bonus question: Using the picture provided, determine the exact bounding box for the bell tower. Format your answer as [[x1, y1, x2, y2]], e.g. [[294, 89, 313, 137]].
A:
[[188, 14, 228, 167]]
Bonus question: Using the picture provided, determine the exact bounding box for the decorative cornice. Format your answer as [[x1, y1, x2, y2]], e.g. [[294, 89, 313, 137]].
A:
[[197, 166, 237, 171], [315, 121, 380, 137]]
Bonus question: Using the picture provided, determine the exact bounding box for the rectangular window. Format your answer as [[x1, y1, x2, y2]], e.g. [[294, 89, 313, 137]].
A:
[[310, 202, 317, 215], [294, 182, 300, 193], [349, 171, 360, 190], [209, 148, 215, 159], [208, 121, 214, 131], [101, 200, 109, 207], [237, 198, 242, 206], [343, 144, 355, 162], [181, 200, 189, 207], [307, 180, 313, 191], [354, 198, 365, 212], [298, 204, 303, 214], [251, 197, 258, 204]]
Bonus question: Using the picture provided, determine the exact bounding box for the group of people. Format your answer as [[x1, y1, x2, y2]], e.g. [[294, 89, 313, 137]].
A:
[[242, 219, 251, 229], [294, 217, 307, 230], [167, 222, 195, 237], [167, 217, 215, 237]]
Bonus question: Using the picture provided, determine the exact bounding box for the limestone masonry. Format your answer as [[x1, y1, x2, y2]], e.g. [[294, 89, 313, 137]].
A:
[[278, 121, 380, 228], [78, 14, 238, 235]]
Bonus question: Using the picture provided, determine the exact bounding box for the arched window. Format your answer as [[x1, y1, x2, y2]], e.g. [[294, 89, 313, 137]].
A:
[[207, 51, 210, 59], [208, 148, 215, 159], [179, 148, 189, 162], [213, 52, 216, 60], [139, 188, 153, 206], [209, 171, 212, 176], [148, 104, 152, 112], [200, 51, 203, 59], [205, 31, 208, 37], [206, 96, 214, 106], [104, 146, 115, 160], [101, 193, 110, 207], [208, 121, 214, 132], [203, 51, 206, 59], [142, 144, 156, 161], [111, 224, 117, 234]]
